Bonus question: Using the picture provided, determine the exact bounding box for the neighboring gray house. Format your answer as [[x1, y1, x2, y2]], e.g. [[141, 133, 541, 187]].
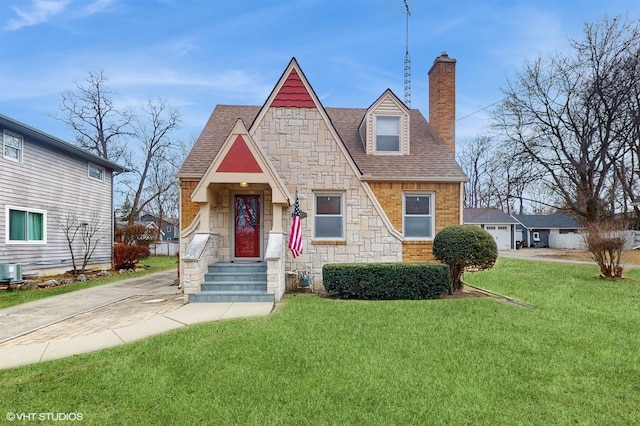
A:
[[464, 208, 520, 250], [1, 114, 124, 278], [140, 213, 178, 241], [513, 214, 582, 248]]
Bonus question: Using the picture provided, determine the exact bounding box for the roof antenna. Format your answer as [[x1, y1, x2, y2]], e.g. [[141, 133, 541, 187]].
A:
[[403, 0, 411, 108]]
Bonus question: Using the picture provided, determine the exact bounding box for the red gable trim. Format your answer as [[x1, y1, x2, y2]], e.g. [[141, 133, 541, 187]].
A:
[[216, 135, 263, 173], [272, 69, 315, 108]]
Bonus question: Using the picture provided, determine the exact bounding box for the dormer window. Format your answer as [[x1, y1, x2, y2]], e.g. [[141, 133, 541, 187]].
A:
[[360, 89, 410, 156], [376, 116, 400, 152]]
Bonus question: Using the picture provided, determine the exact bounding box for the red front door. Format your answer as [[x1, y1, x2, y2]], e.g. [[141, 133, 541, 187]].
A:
[[234, 194, 261, 258]]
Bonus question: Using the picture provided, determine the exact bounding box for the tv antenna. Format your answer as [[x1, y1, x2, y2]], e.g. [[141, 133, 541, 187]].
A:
[[403, 0, 411, 108]]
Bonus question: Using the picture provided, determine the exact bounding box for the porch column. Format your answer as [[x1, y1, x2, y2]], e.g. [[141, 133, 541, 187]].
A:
[[272, 204, 283, 232], [197, 187, 216, 233]]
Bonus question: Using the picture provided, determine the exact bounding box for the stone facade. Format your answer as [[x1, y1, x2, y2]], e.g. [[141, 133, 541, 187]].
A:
[[253, 107, 403, 288], [178, 57, 467, 300], [179, 107, 464, 295]]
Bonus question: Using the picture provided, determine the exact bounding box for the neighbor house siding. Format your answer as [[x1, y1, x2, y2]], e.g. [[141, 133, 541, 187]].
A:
[[0, 135, 113, 273], [368, 181, 461, 261]]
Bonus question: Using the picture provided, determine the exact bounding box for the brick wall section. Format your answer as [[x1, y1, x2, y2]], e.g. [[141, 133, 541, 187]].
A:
[[368, 181, 461, 261], [428, 53, 456, 157], [180, 180, 200, 230]]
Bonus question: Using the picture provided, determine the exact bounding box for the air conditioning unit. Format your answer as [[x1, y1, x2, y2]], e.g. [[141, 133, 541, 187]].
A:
[[0, 263, 22, 283]]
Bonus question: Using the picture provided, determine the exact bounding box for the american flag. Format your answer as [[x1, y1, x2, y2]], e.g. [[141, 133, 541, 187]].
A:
[[288, 195, 303, 258]]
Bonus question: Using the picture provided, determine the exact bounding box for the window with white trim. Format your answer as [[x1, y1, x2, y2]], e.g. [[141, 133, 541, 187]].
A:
[[88, 163, 105, 182], [404, 193, 433, 239], [6, 207, 46, 243], [314, 193, 344, 239], [375, 116, 400, 152], [3, 130, 23, 163]]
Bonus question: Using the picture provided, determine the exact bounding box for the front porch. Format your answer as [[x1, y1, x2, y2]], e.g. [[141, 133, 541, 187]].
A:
[[180, 226, 287, 303], [188, 262, 274, 303]]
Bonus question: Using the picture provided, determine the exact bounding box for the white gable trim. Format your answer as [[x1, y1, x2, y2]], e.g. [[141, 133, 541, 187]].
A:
[[361, 182, 403, 239], [191, 119, 292, 204]]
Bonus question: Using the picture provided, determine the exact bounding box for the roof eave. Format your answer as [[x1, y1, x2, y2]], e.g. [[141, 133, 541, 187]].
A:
[[361, 175, 469, 183], [0, 113, 126, 172]]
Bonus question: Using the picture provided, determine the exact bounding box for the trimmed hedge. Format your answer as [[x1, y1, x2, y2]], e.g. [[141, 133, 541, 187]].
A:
[[322, 263, 450, 300]]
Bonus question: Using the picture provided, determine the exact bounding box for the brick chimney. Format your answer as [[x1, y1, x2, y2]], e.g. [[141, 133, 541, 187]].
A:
[[428, 52, 456, 156]]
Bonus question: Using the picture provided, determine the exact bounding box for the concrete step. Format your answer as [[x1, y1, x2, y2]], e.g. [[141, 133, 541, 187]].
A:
[[200, 281, 267, 292], [208, 262, 266, 274], [188, 291, 275, 303], [205, 272, 267, 282]]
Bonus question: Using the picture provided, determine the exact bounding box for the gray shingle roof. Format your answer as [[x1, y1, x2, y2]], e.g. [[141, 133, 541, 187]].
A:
[[513, 214, 581, 229], [464, 208, 519, 224]]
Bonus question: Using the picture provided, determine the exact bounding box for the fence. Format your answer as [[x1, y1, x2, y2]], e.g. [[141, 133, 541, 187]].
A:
[[149, 241, 179, 256], [548, 231, 640, 250]]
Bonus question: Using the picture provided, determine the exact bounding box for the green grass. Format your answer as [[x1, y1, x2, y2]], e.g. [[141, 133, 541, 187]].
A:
[[1, 258, 640, 425], [0, 256, 177, 309]]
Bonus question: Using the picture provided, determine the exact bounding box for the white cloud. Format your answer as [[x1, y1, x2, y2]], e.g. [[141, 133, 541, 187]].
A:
[[2, 0, 116, 31], [4, 0, 72, 30]]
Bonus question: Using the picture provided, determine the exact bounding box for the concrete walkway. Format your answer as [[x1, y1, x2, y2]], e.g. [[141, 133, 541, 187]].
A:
[[0, 270, 273, 370]]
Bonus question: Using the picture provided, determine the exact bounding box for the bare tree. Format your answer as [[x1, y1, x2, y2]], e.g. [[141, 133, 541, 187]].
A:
[[457, 136, 495, 209], [58, 212, 104, 275], [457, 136, 540, 213], [56, 71, 132, 164], [583, 220, 628, 278], [120, 98, 181, 225], [493, 15, 640, 223]]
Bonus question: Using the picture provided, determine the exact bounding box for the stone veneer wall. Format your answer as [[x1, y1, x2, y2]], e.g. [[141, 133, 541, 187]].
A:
[[252, 107, 403, 289], [368, 181, 461, 262], [180, 232, 219, 301]]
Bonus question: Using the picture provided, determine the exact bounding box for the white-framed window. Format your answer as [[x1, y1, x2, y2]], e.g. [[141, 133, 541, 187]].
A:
[[6, 206, 47, 244], [88, 163, 105, 182], [3, 130, 23, 163], [375, 116, 400, 152], [404, 193, 433, 239], [314, 193, 344, 239]]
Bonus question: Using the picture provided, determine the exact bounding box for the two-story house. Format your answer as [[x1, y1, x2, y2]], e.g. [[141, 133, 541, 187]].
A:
[[0, 114, 124, 279], [177, 54, 468, 302]]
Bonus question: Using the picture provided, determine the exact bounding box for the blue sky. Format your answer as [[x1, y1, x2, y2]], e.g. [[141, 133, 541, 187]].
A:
[[1, 0, 639, 148]]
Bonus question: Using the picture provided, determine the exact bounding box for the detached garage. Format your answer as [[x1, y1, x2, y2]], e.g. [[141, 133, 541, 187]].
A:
[[464, 208, 519, 250]]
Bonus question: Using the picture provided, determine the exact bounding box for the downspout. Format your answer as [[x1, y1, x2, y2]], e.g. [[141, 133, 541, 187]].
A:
[[459, 182, 465, 224], [111, 171, 115, 267]]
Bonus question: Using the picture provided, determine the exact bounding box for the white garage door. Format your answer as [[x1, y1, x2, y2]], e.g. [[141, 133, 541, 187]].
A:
[[485, 225, 511, 250]]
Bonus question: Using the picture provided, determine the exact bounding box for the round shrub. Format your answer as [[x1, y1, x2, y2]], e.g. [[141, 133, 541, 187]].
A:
[[433, 225, 498, 294]]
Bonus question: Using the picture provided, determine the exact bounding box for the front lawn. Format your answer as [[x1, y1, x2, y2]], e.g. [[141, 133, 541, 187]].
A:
[[0, 256, 177, 309], [1, 258, 639, 424]]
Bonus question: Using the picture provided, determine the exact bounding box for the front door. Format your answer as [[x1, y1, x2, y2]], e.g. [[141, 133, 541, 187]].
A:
[[234, 194, 261, 259]]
